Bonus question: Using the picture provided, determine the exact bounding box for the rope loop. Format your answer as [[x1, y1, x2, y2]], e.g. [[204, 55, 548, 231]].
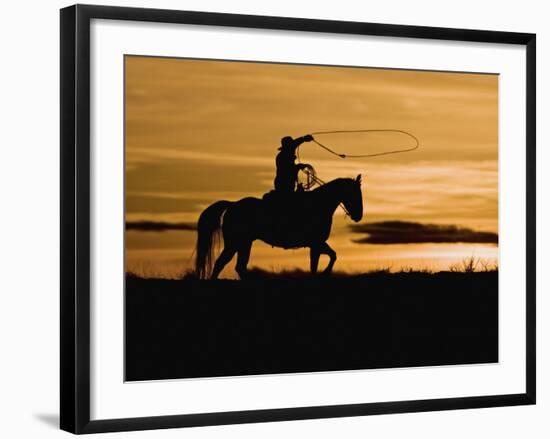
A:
[[309, 129, 419, 159]]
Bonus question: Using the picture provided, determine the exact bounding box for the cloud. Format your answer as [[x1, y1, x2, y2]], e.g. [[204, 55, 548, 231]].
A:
[[126, 221, 196, 232], [126, 147, 274, 169], [350, 221, 498, 245]]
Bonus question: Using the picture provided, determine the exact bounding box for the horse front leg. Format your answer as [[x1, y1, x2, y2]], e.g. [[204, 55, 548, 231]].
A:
[[320, 242, 337, 274], [310, 245, 321, 274]]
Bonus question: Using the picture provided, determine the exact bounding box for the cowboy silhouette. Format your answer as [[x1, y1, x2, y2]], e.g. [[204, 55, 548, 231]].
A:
[[273, 134, 314, 193]]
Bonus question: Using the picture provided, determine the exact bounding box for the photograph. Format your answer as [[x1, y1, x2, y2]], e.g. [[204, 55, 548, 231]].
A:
[[124, 55, 499, 381]]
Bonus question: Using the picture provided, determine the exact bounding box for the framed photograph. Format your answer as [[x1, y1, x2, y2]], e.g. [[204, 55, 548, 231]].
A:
[[60, 4, 536, 434]]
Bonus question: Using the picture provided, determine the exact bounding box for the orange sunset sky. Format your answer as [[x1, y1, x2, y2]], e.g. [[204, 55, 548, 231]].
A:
[[125, 56, 498, 279]]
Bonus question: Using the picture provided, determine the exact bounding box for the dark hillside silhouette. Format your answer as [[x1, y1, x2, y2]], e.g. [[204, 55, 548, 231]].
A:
[[125, 270, 498, 381]]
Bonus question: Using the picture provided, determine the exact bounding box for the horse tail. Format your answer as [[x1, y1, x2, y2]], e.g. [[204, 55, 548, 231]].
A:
[[195, 200, 233, 279]]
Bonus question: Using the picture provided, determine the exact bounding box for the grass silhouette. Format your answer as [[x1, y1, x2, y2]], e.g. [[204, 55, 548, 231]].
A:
[[128, 257, 498, 281]]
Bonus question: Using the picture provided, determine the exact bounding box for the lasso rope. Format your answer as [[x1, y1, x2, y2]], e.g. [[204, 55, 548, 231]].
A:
[[309, 129, 419, 159], [295, 129, 420, 217]]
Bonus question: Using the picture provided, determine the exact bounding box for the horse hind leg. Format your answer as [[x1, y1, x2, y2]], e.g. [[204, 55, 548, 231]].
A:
[[235, 241, 253, 280], [211, 246, 236, 280]]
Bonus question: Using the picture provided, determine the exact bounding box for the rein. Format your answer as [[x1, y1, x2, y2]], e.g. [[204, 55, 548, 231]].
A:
[[307, 175, 353, 218]]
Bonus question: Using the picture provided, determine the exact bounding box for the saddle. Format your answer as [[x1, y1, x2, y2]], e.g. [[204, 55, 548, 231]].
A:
[[261, 190, 310, 248], [262, 189, 307, 206]]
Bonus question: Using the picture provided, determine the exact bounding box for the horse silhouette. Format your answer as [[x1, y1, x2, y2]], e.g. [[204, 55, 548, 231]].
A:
[[195, 175, 363, 279]]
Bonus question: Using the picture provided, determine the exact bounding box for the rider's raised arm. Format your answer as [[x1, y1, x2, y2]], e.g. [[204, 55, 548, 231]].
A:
[[291, 134, 314, 150]]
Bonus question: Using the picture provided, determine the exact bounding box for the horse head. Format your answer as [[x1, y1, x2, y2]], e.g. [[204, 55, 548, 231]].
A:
[[342, 174, 363, 222]]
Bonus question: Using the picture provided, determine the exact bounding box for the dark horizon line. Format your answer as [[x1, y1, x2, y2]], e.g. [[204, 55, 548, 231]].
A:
[[126, 219, 498, 246], [350, 220, 498, 245], [125, 220, 197, 232]]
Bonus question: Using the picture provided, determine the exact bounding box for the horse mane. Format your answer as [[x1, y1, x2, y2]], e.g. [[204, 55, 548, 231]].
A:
[[312, 177, 355, 194]]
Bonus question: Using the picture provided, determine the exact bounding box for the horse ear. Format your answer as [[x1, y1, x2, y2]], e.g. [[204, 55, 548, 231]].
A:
[[356, 174, 362, 184]]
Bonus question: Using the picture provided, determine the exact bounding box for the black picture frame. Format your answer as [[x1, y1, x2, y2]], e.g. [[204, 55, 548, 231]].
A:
[[60, 4, 536, 434]]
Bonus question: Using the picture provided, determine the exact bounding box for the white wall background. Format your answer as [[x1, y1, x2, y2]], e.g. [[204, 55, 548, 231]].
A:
[[0, 0, 546, 437]]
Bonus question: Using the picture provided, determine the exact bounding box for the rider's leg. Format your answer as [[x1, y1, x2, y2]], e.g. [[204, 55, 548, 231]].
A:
[[211, 246, 236, 279], [235, 241, 252, 279], [320, 242, 337, 274], [310, 245, 321, 274]]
